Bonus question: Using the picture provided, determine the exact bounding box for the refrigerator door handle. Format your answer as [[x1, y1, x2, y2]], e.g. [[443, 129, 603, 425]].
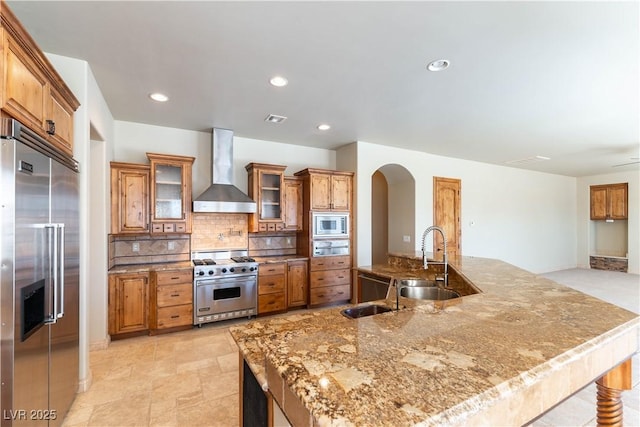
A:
[[57, 223, 65, 318], [45, 223, 58, 324]]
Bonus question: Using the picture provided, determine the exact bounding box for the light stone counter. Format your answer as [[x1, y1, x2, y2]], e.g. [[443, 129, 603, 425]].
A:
[[230, 255, 639, 426]]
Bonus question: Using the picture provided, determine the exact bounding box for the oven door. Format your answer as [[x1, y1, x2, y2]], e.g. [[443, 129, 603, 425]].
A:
[[194, 276, 257, 320]]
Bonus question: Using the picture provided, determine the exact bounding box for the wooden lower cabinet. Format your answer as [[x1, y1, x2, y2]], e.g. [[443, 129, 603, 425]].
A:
[[287, 260, 308, 308], [150, 269, 193, 333], [309, 256, 351, 306], [258, 262, 287, 315], [108, 272, 149, 338]]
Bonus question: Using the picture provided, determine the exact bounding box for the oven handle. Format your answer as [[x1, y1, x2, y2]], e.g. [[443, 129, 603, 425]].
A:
[[195, 275, 257, 287]]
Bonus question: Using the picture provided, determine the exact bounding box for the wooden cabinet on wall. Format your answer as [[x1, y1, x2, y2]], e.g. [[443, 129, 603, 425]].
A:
[[108, 272, 149, 338], [295, 168, 353, 212], [258, 262, 287, 315], [246, 163, 287, 232], [147, 153, 195, 234], [1, 3, 79, 156], [150, 269, 193, 333], [110, 162, 150, 234], [309, 256, 351, 306], [590, 183, 628, 220], [283, 176, 303, 231], [287, 260, 308, 308]]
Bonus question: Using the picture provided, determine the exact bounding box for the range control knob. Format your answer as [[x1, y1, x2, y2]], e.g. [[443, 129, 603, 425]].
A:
[[197, 271, 205, 276], [249, 267, 255, 272], [221, 268, 227, 273], [241, 267, 247, 272], [229, 267, 235, 273], [208, 270, 214, 275]]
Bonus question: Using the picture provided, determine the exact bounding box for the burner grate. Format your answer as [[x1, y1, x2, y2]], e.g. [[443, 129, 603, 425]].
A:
[[231, 256, 255, 263]]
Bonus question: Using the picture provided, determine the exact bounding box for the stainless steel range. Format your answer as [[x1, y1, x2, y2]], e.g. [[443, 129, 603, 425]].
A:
[[192, 250, 258, 326]]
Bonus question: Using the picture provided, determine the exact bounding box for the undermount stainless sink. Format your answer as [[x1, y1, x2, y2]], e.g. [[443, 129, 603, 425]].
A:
[[341, 304, 394, 319], [400, 286, 460, 301], [398, 278, 437, 288]]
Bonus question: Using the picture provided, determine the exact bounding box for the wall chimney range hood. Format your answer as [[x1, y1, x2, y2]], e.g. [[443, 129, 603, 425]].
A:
[[193, 128, 257, 213]]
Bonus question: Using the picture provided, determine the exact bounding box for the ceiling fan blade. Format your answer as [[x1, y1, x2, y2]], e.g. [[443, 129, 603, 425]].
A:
[[612, 161, 640, 167]]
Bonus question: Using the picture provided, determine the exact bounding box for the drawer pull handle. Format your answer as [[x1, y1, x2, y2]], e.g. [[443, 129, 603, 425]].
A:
[[170, 277, 180, 280], [171, 294, 180, 297], [171, 315, 179, 319], [338, 276, 344, 279], [317, 278, 324, 281], [338, 262, 345, 264]]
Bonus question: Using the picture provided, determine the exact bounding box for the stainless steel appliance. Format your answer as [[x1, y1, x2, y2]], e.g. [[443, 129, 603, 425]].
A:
[[1, 119, 79, 426], [313, 212, 349, 239], [193, 250, 258, 326], [313, 239, 350, 257], [192, 128, 257, 213]]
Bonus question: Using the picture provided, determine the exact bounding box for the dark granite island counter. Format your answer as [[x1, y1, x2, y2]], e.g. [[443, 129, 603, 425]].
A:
[[230, 254, 639, 426]]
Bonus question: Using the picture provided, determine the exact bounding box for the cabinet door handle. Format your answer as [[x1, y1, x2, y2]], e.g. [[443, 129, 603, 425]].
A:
[[46, 120, 56, 135]]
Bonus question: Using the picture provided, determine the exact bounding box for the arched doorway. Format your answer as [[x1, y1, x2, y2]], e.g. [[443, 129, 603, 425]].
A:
[[371, 164, 415, 263]]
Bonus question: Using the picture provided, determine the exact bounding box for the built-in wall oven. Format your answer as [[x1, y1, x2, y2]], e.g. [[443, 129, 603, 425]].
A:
[[192, 251, 258, 326], [313, 239, 350, 257]]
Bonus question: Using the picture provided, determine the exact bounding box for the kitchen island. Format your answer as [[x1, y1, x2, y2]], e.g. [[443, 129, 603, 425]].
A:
[[230, 254, 639, 426]]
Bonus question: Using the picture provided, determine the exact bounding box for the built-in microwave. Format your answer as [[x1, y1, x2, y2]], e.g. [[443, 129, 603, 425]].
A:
[[312, 213, 349, 239]]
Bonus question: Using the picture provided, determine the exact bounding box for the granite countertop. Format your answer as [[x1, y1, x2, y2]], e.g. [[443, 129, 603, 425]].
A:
[[230, 254, 639, 426], [108, 260, 193, 274]]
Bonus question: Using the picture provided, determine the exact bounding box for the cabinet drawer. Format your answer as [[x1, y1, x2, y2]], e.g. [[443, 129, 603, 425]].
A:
[[152, 223, 163, 233], [310, 268, 350, 288], [310, 255, 351, 271], [259, 263, 286, 276], [310, 285, 350, 305], [175, 223, 186, 233], [156, 304, 192, 329], [156, 270, 192, 285], [156, 283, 192, 307], [259, 275, 285, 294], [258, 293, 286, 314]]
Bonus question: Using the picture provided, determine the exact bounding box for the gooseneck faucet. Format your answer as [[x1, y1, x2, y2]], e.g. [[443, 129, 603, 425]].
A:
[[421, 225, 448, 287]]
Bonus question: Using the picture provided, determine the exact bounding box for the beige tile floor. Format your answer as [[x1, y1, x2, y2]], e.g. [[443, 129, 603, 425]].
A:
[[63, 268, 639, 427]]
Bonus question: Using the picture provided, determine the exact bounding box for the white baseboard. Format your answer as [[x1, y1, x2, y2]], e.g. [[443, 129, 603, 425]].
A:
[[77, 370, 92, 393]]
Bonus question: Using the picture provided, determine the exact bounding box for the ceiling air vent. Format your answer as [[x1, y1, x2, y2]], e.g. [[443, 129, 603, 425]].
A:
[[505, 155, 550, 165], [264, 114, 287, 124]]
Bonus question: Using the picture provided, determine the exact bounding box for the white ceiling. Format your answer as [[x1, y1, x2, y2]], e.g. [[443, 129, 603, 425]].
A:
[[8, 1, 639, 177]]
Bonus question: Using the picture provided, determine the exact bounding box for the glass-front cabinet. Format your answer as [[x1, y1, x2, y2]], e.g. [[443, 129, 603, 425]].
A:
[[246, 163, 287, 232], [147, 153, 195, 233]]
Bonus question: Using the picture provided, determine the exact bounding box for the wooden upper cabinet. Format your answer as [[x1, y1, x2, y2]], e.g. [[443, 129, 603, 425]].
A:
[[590, 183, 628, 220], [283, 176, 303, 231], [110, 162, 150, 234], [1, 4, 80, 156], [147, 153, 195, 234], [294, 168, 353, 212], [246, 163, 287, 232]]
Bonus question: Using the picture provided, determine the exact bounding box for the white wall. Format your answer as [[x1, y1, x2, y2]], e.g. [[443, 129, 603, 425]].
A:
[[577, 170, 639, 274], [114, 121, 336, 198], [46, 54, 115, 390], [352, 141, 578, 274]]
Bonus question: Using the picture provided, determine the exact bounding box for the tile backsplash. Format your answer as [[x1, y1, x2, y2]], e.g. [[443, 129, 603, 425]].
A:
[[191, 213, 249, 251], [249, 233, 297, 257], [108, 234, 190, 267]]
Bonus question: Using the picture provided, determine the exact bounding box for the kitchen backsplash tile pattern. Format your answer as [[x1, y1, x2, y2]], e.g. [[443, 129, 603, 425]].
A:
[[108, 234, 190, 267], [192, 213, 249, 251], [249, 233, 297, 257]]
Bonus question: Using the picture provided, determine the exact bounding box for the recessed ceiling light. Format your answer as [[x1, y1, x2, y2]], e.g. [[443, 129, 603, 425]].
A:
[[149, 92, 169, 102], [269, 76, 288, 87], [427, 59, 450, 72], [264, 114, 287, 123], [317, 124, 331, 131]]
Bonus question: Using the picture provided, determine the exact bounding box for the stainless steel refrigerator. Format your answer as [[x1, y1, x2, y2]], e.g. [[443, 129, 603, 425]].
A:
[[0, 118, 79, 426]]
